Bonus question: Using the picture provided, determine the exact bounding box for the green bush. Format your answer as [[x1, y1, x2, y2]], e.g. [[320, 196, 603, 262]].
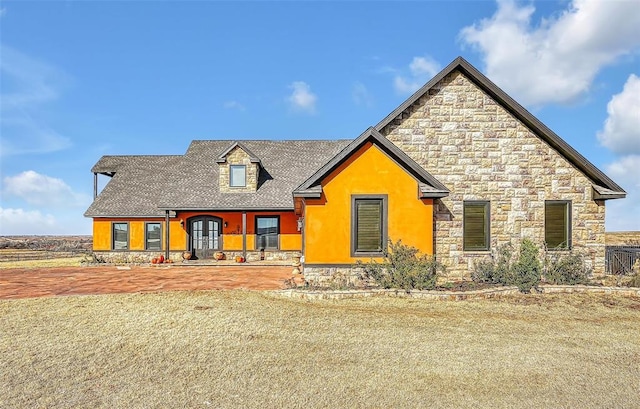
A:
[[544, 251, 591, 285], [360, 240, 444, 291], [471, 243, 512, 285], [472, 239, 541, 293], [510, 239, 541, 293]]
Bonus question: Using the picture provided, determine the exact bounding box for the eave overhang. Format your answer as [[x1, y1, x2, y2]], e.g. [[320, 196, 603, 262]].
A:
[[292, 185, 323, 199], [593, 185, 626, 200], [419, 184, 450, 199]]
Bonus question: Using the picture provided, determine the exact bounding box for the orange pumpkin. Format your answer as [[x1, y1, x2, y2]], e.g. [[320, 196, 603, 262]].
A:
[[151, 258, 158, 264]]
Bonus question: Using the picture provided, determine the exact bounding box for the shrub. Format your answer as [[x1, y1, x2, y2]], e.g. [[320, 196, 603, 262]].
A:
[[472, 243, 512, 285], [510, 239, 541, 293], [544, 250, 591, 285], [623, 271, 640, 288], [360, 240, 444, 291], [472, 239, 541, 293]]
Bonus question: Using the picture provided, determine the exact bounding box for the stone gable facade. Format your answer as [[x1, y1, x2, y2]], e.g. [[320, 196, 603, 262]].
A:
[[218, 146, 260, 193], [380, 70, 606, 278]]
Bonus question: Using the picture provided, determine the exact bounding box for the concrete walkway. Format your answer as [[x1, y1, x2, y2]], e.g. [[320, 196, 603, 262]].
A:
[[0, 265, 295, 299]]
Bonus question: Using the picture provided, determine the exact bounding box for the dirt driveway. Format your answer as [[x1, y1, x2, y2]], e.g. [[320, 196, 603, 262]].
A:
[[0, 265, 294, 299]]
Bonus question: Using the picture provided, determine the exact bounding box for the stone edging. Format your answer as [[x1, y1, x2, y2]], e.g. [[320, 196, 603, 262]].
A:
[[275, 285, 640, 300]]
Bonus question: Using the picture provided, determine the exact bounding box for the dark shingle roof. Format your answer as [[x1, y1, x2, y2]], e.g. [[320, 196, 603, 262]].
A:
[[85, 140, 350, 217], [85, 155, 183, 217]]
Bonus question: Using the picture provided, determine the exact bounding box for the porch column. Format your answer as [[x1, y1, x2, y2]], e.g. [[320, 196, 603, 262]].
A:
[[93, 173, 98, 199], [242, 212, 247, 259], [165, 210, 170, 260]]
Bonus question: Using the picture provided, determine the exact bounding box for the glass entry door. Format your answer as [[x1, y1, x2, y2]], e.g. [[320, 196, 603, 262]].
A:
[[190, 217, 221, 259]]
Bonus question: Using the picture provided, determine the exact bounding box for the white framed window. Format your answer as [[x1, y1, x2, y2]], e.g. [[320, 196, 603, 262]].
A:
[[230, 165, 246, 187]]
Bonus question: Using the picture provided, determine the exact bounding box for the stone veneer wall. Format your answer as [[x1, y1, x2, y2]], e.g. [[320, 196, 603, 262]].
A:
[[219, 250, 299, 262], [93, 251, 185, 264], [379, 70, 606, 279], [94, 250, 298, 263], [219, 146, 259, 193]]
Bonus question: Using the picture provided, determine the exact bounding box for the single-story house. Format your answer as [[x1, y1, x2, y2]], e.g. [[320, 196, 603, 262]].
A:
[[85, 57, 626, 279]]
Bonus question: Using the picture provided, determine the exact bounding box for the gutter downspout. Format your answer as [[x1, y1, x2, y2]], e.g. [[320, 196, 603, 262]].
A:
[[165, 210, 170, 261]]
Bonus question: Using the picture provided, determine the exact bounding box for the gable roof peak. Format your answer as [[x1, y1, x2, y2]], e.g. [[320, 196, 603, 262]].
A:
[[374, 56, 625, 197], [294, 126, 449, 198], [215, 141, 262, 165]]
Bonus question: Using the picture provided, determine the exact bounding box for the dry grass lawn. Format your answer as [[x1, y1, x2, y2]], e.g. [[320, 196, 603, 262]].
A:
[[0, 249, 86, 269], [0, 256, 85, 269], [1, 291, 639, 408]]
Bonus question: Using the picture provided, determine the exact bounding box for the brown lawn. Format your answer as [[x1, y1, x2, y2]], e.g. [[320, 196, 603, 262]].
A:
[[1, 291, 639, 408]]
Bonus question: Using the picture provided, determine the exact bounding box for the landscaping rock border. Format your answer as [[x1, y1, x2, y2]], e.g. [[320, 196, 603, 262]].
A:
[[277, 285, 640, 300]]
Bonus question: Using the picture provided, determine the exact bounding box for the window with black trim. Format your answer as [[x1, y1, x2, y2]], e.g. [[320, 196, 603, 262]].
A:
[[230, 165, 246, 187], [112, 222, 129, 250], [256, 216, 279, 250], [145, 222, 162, 251], [352, 195, 388, 256], [545, 201, 571, 249], [463, 201, 490, 251]]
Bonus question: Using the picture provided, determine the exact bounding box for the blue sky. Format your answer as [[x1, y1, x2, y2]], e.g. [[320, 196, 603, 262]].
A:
[[1, 0, 639, 235]]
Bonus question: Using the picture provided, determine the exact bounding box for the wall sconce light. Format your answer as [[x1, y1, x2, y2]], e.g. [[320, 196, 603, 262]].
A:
[[224, 222, 228, 228], [179, 219, 184, 227]]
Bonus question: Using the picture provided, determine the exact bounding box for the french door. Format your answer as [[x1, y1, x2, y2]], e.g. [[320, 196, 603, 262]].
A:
[[189, 217, 222, 259]]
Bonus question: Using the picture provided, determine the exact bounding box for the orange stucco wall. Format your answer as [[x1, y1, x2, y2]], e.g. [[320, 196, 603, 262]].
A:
[[93, 218, 184, 251], [93, 211, 301, 252], [304, 142, 433, 264]]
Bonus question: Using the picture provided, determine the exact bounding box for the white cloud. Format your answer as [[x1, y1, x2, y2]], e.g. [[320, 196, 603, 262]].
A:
[[459, 0, 640, 106], [605, 155, 640, 231], [352, 82, 373, 107], [287, 81, 317, 113], [394, 56, 441, 94], [0, 45, 72, 156], [597, 74, 640, 155], [0, 207, 91, 235], [0, 208, 57, 235], [223, 100, 245, 111], [3, 171, 90, 207]]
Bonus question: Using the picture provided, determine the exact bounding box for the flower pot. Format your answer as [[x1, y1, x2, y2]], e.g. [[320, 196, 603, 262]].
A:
[[214, 252, 225, 260], [182, 251, 192, 260]]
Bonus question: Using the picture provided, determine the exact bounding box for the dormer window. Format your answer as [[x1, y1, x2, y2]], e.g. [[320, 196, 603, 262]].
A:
[[230, 165, 246, 187], [217, 142, 262, 193]]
